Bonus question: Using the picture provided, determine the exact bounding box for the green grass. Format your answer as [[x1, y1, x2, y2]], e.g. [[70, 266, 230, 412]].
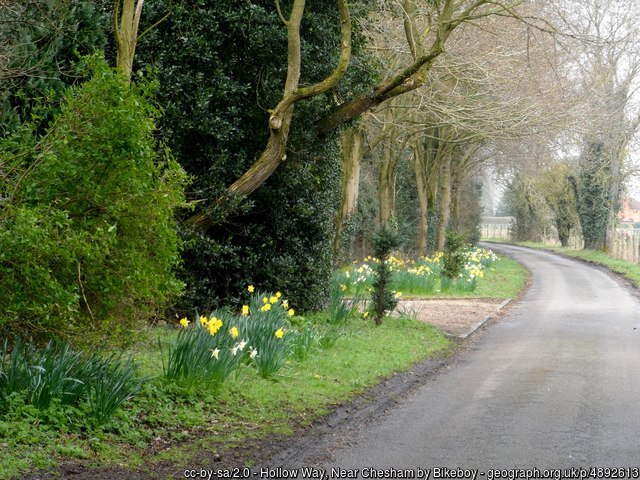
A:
[[0, 315, 450, 479], [399, 254, 528, 299], [473, 255, 529, 298], [1, 245, 529, 479]]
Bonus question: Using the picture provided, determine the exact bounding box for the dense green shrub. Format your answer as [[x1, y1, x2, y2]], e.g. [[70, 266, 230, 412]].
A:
[[0, 56, 187, 339], [0, 0, 107, 135], [440, 231, 466, 291], [370, 228, 400, 325]]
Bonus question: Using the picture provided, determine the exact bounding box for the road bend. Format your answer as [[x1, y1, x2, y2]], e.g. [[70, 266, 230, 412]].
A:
[[316, 244, 640, 471]]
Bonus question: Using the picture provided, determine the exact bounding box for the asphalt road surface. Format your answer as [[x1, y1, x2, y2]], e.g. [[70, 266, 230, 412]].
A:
[[316, 244, 640, 473]]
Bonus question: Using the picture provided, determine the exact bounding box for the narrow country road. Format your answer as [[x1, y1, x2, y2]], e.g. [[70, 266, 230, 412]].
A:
[[313, 244, 640, 471]]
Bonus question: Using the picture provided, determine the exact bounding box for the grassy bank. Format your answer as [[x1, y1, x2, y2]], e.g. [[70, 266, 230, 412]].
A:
[[340, 248, 528, 300], [1, 249, 528, 479], [1, 316, 450, 479]]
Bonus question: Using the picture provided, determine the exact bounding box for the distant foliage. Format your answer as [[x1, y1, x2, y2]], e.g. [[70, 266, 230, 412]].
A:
[[504, 174, 546, 242], [0, 56, 187, 339], [455, 179, 484, 246]]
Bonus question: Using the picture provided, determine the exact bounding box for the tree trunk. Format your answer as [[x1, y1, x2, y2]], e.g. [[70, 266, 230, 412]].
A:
[[451, 174, 462, 232], [414, 143, 429, 255], [114, 0, 144, 84], [378, 138, 397, 229], [334, 125, 364, 259], [436, 155, 452, 251], [316, 50, 443, 137]]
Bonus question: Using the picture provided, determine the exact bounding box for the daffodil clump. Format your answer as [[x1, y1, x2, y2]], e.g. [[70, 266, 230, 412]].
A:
[[163, 310, 246, 393], [329, 270, 367, 325], [457, 248, 498, 291], [338, 246, 498, 295], [238, 288, 295, 378], [163, 286, 296, 391]]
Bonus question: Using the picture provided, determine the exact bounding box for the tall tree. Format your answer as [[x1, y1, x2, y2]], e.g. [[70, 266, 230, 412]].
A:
[[552, 0, 640, 250]]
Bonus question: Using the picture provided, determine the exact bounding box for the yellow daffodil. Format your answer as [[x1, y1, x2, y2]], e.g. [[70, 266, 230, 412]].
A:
[[210, 348, 220, 359], [340, 284, 347, 292], [242, 305, 249, 316], [248, 285, 255, 293], [199, 315, 208, 326], [275, 291, 282, 298], [288, 308, 295, 317], [230, 326, 239, 338], [269, 295, 278, 304], [275, 328, 284, 339], [208, 317, 223, 335], [282, 300, 289, 309], [179, 317, 189, 328], [260, 303, 272, 312], [263, 296, 269, 304]]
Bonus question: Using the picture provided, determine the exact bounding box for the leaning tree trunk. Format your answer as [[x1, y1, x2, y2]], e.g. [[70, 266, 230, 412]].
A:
[[187, 0, 352, 231], [334, 125, 364, 259]]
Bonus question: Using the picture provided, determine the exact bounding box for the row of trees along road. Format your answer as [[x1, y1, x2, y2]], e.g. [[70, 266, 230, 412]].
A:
[[2, 0, 636, 339], [499, 0, 640, 251]]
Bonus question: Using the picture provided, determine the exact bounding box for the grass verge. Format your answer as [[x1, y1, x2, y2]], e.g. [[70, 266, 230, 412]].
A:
[[400, 254, 529, 299], [1, 246, 527, 479], [1, 315, 450, 479]]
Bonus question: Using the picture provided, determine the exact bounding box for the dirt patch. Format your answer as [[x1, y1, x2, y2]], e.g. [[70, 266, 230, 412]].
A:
[[397, 297, 509, 338]]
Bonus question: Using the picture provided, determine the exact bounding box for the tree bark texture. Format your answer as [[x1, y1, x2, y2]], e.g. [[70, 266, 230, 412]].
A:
[[436, 153, 452, 251], [114, 0, 144, 83], [378, 137, 400, 230], [334, 125, 364, 258], [414, 143, 430, 255]]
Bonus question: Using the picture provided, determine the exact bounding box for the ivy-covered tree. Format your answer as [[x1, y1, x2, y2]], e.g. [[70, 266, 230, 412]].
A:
[[575, 140, 614, 250], [539, 163, 578, 247], [503, 173, 546, 242]]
